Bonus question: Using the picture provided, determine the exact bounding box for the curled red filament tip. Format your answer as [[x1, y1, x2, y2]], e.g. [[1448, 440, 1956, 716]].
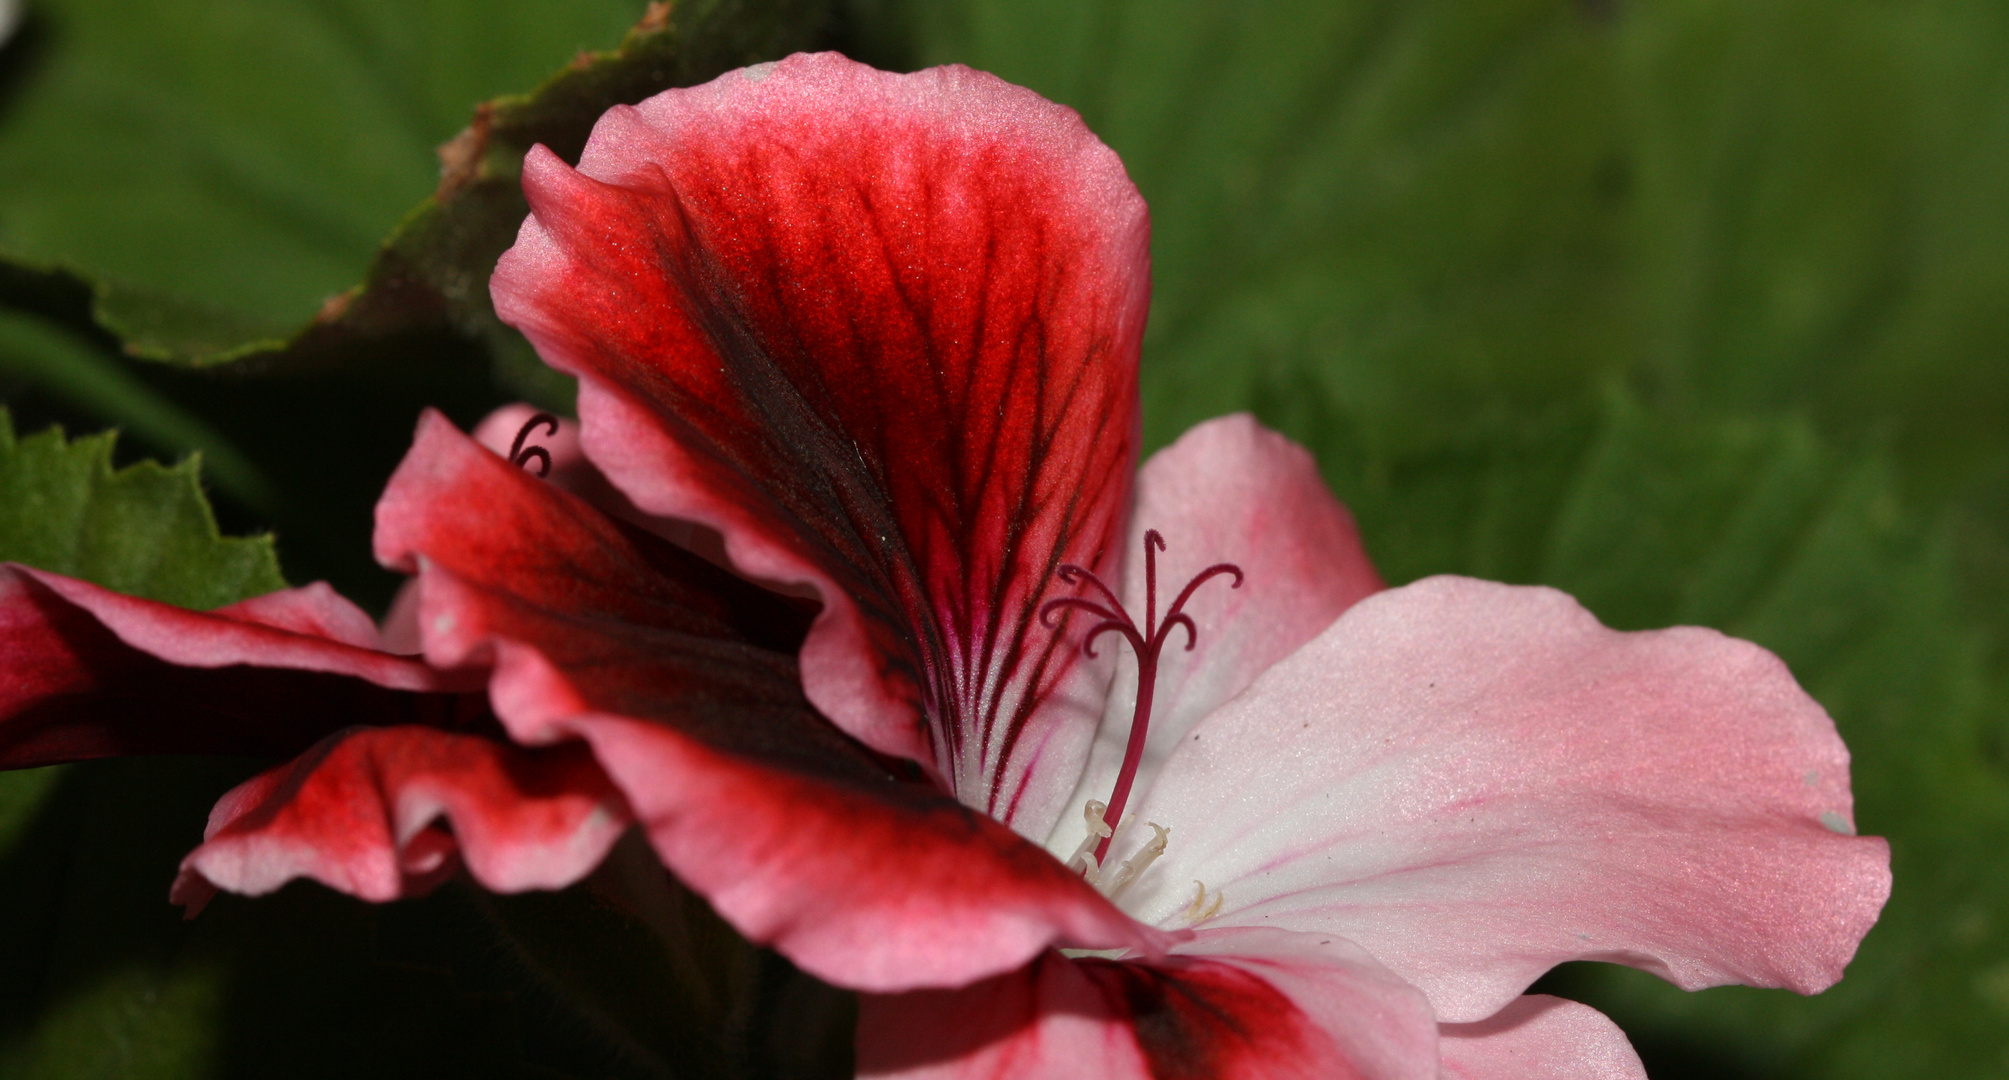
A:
[[1039, 529, 1243, 868], [508, 412, 560, 478]]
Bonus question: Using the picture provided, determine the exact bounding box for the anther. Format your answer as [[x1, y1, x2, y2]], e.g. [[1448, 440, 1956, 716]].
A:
[[509, 412, 560, 478], [1103, 823, 1169, 900], [1040, 530, 1243, 871], [1182, 881, 1225, 924], [1066, 800, 1113, 881]]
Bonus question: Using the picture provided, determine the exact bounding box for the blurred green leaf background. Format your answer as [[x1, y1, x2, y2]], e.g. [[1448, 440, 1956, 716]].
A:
[[0, 0, 2004, 1076]]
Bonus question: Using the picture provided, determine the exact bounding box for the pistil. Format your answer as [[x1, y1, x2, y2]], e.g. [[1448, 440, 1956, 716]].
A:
[[1041, 530, 1242, 869], [508, 412, 560, 477]]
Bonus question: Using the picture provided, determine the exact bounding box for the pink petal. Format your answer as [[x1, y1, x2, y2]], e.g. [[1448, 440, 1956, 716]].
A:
[[10, 565, 440, 683], [1116, 576, 1891, 1021], [858, 927, 1437, 1080], [1438, 996, 1646, 1080], [0, 564, 472, 767], [170, 725, 628, 911], [374, 411, 1162, 991], [470, 403, 593, 494], [211, 580, 387, 648], [489, 53, 1148, 831], [1051, 414, 1383, 851]]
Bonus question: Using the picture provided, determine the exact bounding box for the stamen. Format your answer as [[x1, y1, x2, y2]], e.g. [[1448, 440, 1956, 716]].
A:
[[1181, 881, 1226, 924], [509, 412, 560, 478], [1065, 800, 1113, 878], [1103, 823, 1169, 900], [1040, 530, 1243, 870], [1078, 854, 1103, 887]]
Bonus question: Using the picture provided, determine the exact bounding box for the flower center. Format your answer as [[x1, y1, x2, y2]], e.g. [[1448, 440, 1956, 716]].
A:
[[1040, 530, 1242, 879]]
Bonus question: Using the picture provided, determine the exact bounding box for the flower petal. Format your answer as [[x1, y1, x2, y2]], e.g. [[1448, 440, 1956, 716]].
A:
[[170, 725, 627, 911], [1119, 576, 1891, 1021], [489, 52, 1148, 830], [1049, 414, 1382, 853], [1438, 996, 1646, 1080], [0, 564, 470, 767], [373, 410, 1163, 991], [471, 403, 710, 548], [858, 927, 1437, 1080]]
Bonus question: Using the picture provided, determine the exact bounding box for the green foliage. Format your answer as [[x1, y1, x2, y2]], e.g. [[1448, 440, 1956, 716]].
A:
[[0, 0, 648, 361], [0, 409, 283, 608], [0, 310, 270, 506], [0, 0, 828, 370]]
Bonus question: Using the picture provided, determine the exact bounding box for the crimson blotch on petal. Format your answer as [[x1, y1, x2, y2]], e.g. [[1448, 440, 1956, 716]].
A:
[[491, 52, 1150, 839], [375, 410, 1165, 990]]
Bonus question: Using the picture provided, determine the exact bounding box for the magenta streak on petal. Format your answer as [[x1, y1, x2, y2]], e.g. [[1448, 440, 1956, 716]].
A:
[[1041, 529, 1241, 865]]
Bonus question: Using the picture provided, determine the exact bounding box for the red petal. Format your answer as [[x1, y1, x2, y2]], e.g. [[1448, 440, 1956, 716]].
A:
[[471, 402, 741, 570], [858, 928, 1438, 1080], [374, 411, 1163, 991], [490, 53, 1149, 821], [171, 725, 627, 910], [1438, 996, 1646, 1080], [0, 565, 473, 767]]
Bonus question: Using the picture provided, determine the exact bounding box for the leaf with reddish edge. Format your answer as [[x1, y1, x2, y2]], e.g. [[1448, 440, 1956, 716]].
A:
[[858, 927, 1438, 1080], [1438, 995, 1647, 1080], [1051, 413, 1385, 853], [170, 725, 628, 914], [1115, 576, 1890, 1024], [0, 564, 479, 768], [490, 52, 1149, 833], [373, 410, 1165, 991]]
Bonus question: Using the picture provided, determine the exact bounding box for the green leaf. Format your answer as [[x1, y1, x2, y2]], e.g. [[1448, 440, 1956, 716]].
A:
[[1617, 0, 2009, 500], [0, 310, 271, 508], [0, 0, 827, 371], [0, 963, 225, 1080], [0, 0, 651, 361], [308, 0, 829, 405], [0, 409, 283, 608]]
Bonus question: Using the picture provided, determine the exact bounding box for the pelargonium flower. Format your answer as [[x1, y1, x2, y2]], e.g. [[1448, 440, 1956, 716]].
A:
[[0, 52, 1889, 1079]]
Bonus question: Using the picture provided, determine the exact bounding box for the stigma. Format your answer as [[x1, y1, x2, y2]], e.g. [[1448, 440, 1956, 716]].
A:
[[1042, 530, 1242, 898]]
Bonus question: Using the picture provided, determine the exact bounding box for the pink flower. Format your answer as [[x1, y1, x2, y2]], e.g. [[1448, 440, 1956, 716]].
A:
[[0, 52, 1889, 1079]]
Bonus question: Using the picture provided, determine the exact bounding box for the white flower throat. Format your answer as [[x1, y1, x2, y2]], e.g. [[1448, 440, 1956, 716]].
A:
[[1041, 530, 1242, 917]]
